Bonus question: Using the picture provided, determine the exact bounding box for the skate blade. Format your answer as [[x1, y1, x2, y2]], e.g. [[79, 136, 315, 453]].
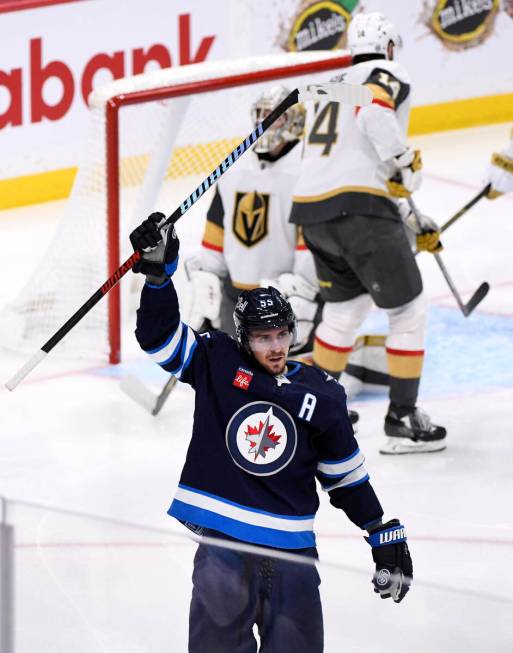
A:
[[379, 437, 447, 455]]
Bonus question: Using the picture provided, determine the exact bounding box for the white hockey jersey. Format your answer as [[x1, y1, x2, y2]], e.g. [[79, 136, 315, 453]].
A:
[[198, 142, 316, 289], [290, 58, 412, 225]]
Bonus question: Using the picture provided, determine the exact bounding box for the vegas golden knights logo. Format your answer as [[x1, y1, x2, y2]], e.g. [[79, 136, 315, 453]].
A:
[[232, 191, 270, 247]]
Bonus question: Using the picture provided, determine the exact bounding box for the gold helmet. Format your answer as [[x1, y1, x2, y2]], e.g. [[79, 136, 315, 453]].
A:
[[251, 85, 306, 154]]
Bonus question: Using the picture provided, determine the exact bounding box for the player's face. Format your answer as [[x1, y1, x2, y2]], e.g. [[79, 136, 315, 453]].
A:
[[248, 327, 292, 375]]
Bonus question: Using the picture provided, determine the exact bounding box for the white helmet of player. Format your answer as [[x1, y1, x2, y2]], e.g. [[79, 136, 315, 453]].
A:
[[347, 12, 402, 59], [251, 85, 306, 154]]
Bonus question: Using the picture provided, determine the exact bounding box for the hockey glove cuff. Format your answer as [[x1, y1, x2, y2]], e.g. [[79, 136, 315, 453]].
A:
[[416, 230, 443, 254], [387, 148, 423, 197], [398, 200, 443, 254], [130, 212, 179, 283], [484, 152, 513, 199], [365, 518, 413, 603]]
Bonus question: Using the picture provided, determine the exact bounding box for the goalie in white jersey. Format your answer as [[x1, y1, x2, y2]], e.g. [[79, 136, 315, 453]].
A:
[[290, 12, 446, 454], [185, 85, 320, 354]]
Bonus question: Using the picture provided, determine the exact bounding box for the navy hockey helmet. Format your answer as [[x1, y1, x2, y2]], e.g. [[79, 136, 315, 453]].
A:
[[233, 286, 297, 355]]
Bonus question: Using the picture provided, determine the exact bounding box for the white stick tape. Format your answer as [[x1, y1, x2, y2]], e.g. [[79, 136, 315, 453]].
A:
[[5, 350, 47, 391]]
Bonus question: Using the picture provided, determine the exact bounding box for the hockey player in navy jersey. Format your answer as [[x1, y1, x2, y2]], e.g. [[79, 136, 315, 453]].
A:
[[130, 213, 413, 652]]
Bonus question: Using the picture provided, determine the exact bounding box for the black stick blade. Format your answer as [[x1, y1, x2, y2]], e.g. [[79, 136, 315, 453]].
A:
[[463, 282, 490, 317]]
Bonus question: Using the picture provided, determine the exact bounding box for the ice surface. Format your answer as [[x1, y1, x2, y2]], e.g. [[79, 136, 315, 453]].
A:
[[0, 123, 512, 651]]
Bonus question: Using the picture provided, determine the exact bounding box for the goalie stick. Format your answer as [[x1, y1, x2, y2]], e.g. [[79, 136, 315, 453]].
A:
[[407, 197, 489, 317], [6, 81, 372, 392], [120, 373, 177, 416], [120, 318, 213, 414]]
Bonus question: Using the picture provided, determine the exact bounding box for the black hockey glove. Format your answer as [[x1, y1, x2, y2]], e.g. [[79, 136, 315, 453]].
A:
[[365, 519, 413, 603], [129, 212, 179, 283]]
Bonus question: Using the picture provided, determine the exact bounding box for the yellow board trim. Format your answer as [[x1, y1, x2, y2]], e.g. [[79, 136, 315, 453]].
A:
[[0, 167, 77, 210], [408, 92, 513, 136], [2, 93, 513, 210]]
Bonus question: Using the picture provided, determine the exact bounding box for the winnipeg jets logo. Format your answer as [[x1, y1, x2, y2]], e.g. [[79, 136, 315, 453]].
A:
[[235, 297, 248, 312], [226, 402, 297, 476], [245, 408, 281, 461]]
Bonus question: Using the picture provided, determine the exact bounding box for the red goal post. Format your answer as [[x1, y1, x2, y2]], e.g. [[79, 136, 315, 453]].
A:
[[1, 51, 351, 365]]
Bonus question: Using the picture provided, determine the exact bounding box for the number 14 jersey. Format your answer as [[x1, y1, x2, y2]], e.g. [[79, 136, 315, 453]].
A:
[[290, 58, 412, 225]]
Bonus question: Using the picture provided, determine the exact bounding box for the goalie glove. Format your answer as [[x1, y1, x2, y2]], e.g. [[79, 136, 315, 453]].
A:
[[129, 212, 179, 283], [366, 519, 413, 604], [184, 257, 222, 330], [261, 273, 318, 350], [387, 148, 423, 198], [398, 199, 443, 254]]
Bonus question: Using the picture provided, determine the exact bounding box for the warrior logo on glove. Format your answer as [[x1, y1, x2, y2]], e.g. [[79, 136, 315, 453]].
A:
[[366, 519, 413, 603]]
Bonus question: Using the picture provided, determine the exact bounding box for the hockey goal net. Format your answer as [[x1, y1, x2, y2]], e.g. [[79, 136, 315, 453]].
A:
[[0, 51, 351, 364]]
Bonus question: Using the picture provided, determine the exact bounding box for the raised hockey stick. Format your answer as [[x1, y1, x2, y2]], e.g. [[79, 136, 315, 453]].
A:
[[440, 184, 490, 234], [120, 373, 177, 416], [5, 81, 372, 392], [407, 197, 489, 317]]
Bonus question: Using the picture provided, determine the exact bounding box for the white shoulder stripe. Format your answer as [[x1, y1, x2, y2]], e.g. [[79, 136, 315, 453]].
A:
[[317, 450, 365, 477], [149, 323, 184, 364], [322, 464, 368, 492], [173, 327, 197, 378]]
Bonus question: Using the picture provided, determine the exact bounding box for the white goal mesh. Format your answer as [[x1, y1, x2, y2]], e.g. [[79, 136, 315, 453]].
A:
[[0, 51, 350, 363]]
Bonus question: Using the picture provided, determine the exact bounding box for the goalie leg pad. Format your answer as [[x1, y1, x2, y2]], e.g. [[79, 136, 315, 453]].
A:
[[189, 270, 222, 330]]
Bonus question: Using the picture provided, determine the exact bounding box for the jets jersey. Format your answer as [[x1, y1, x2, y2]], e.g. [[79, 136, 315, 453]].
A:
[[199, 142, 316, 289], [135, 279, 383, 550], [290, 58, 412, 225]]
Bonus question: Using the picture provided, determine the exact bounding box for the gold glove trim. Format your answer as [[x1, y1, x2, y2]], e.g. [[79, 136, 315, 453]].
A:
[[486, 189, 503, 200], [386, 179, 411, 198], [416, 231, 443, 253], [491, 152, 513, 174], [411, 149, 423, 172]]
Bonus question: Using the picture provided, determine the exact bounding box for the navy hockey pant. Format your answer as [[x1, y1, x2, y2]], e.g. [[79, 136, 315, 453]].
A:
[[188, 538, 323, 652]]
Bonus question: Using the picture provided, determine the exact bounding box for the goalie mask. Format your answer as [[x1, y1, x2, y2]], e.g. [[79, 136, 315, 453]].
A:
[[347, 12, 402, 58], [233, 287, 297, 355], [251, 85, 306, 154]]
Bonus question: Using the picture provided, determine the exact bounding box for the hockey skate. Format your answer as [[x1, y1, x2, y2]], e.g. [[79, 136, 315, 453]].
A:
[[380, 406, 446, 455]]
